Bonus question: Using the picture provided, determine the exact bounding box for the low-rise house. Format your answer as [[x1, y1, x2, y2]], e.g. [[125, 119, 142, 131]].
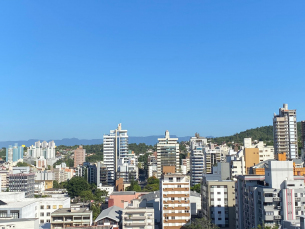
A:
[[51, 206, 92, 229], [94, 205, 123, 229]]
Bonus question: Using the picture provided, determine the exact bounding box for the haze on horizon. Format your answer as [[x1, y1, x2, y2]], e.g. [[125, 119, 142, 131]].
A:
[[0, 1, 305, 141]]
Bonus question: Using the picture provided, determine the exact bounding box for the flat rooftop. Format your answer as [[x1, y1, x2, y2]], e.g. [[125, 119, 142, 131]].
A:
[[0, 218, 38, 223], [52, 208, 91, 215]]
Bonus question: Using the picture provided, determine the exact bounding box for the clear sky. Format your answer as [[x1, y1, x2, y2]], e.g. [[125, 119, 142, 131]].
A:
[[1, 1, 305, 140]]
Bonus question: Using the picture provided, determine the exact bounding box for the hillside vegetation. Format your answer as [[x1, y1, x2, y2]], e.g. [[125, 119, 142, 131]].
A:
[[211, 122, 302, 145]]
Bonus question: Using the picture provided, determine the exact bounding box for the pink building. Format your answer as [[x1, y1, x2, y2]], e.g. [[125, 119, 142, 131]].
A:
[[74, 145, 86, 167], [108, 191, 147, 208]]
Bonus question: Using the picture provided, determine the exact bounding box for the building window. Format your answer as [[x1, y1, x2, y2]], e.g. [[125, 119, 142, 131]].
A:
[[40, 205, 44, 209], [47, 205, 50, 209], [47, 212, 50, 216], [59, 205, 63, 209], [169, 177, 173, 182], [40, 220, 44, 223], [47, 220, 50, 223], [53, 205, 57, 209], [40, 213, 44, 216]]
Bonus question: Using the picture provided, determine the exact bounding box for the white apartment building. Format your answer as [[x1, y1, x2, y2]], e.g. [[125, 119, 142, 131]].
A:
[[122, 199, 154, 229], [0, 218, 39, 229], [160, 174, 191, 229], [273, 103, 298, 159], [148, 164, 158, 178], [157, 131, 180, 178], [182, 158, 190, 174], [0, 192, 70, 225], [236, 160, 305, 229], [228, 138, 275, 179], [190, 133, 207, 186], [244, 138, 275, 162], [27, 141, 56, 160], [103, 123, 129, 185], [36, 156, 47, 169]]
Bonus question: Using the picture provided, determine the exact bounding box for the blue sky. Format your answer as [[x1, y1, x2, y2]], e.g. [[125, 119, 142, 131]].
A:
[[0, 1, 305, 140]]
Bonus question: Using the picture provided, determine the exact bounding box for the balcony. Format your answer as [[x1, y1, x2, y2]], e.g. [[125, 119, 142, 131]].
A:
[[124, 222, 146, 226], [125, 216, 146, 220], [273, 197, 281, 201], [274, 215, 282, 220]]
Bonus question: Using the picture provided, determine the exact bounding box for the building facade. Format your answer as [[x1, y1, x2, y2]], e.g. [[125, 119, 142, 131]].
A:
[[6, 143, 24, 163], [27, 141, 56, 159], [8, 173, 35, 198], [201, 175, 235, 228], [122, 199, 154, 229], [157, 131, 179, 178], [273, 104, 298, 159], [160, 174, 191, 229], [51, 206, 92, 229], [74, 145, 86, 168], [103, 123, 129, 185], [190, 133, 207, 186], [236, 160, 305, 229]]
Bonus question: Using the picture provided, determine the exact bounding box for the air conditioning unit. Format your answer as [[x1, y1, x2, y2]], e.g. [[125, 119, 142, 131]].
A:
[[165, 207, 167, 209], [179, 200, 181, 202], [165, 219, 168, 222]]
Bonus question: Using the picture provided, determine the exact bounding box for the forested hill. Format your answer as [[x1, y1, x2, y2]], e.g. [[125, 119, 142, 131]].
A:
[[211, 122, 302, 145]]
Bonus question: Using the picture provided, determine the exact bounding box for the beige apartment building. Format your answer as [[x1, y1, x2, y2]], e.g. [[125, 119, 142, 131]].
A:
[[201, 175, 236, 228], [157, 131, 180, 178], [273, 103, 298, 159], [122, 199, 154, 229], [74, 145, 86, 167], [160, 173, 191, 229], [51, 206, 92, 229]]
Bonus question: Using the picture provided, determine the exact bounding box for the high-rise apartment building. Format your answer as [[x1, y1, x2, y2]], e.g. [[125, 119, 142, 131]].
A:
[[157, 130, 179, 178], [201, 171, 236, 228], [103, 123, 129, 185], [236, 160, 305, 229], [6, 144, 24, 163], [97, 161, 108, 186], [27, 141, 56, 159], [204, 144, 221, 174], [160, 174, 191, 229], [190, 133, 207, 186], [74, 145, 86, 167], [273, 104, 298, 159], [301, 121, 305, 149]]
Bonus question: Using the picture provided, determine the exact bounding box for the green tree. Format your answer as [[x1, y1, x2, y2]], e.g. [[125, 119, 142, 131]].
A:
[[125, 180, 141, 192], [16, 162, 30, 167], [66, 176, 90, 198], [53, 180, 60, 189], [90, 203, 101, 221], [80, 190, 94, 201], [191, 184, 201, 194], [143, 176, 159, 191], [184, 217, 218, 229]]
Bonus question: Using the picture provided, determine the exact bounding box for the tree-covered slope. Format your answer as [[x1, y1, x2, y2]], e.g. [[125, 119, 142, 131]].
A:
[[211, 122, 302, 145]]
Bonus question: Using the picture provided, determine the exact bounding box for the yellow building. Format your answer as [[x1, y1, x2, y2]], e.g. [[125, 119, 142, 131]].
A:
[[244, 148, 259, 174]]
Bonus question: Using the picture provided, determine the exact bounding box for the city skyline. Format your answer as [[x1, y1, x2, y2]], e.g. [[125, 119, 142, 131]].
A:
[[1, 1, 305, 140]]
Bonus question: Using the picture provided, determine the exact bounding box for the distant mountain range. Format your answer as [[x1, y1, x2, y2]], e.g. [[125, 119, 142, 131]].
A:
[[0, 135, 214, 148]]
